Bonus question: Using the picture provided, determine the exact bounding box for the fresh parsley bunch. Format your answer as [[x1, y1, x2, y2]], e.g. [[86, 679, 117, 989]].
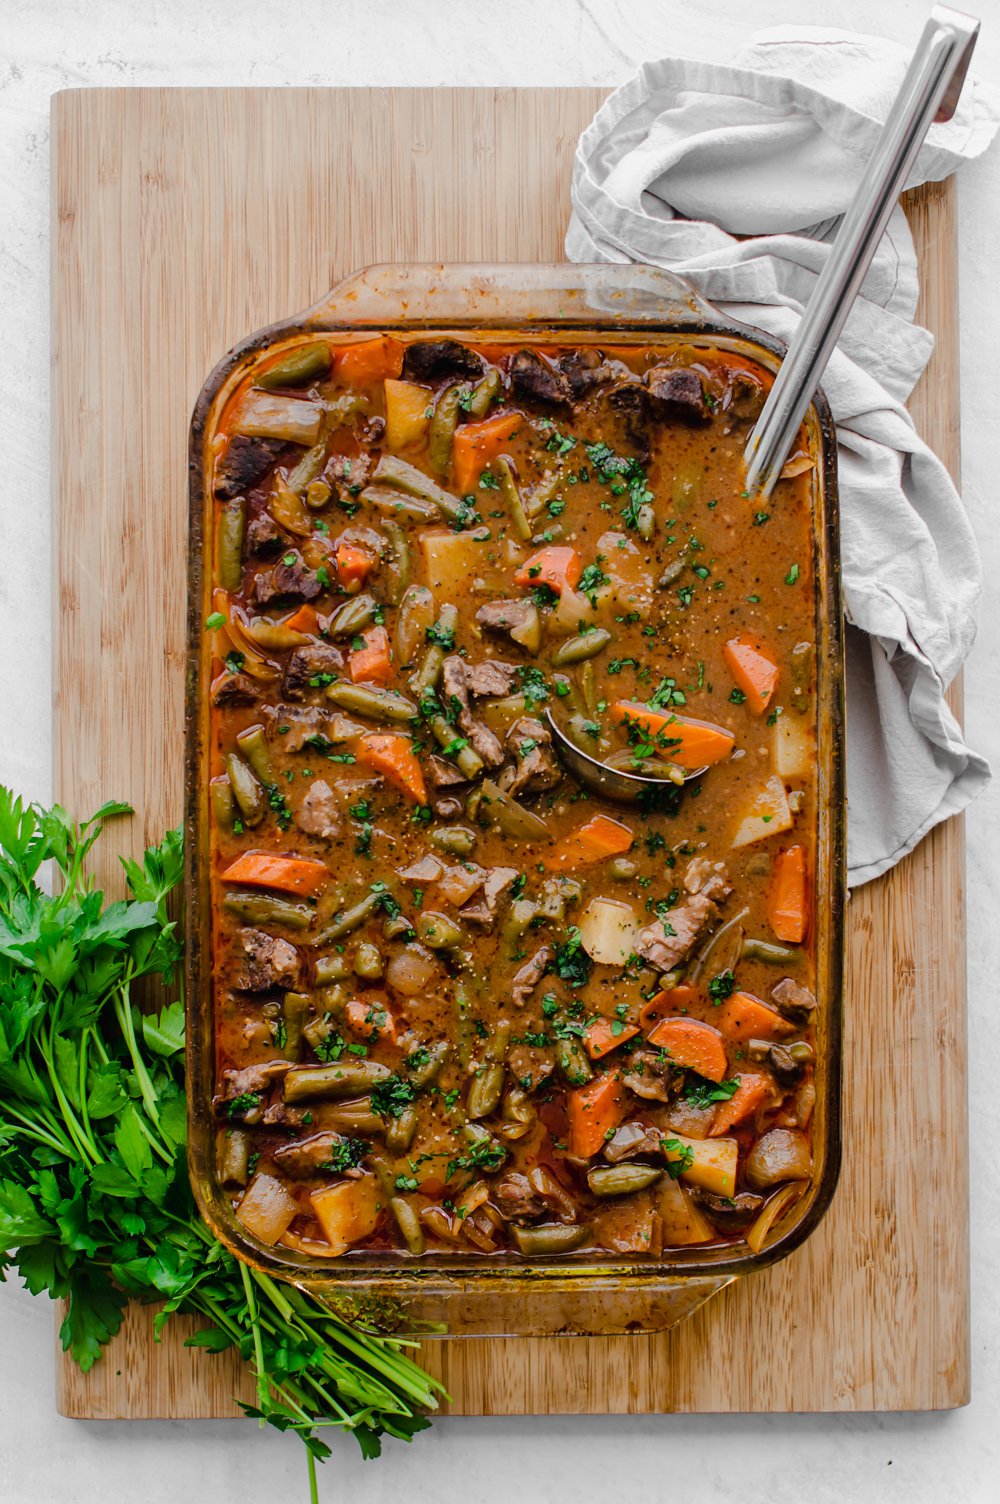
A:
[[0, 790, 441, 1498]]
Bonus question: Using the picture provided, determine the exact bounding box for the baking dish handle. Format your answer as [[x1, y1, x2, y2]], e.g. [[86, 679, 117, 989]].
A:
[[304, 261, 725, 332]]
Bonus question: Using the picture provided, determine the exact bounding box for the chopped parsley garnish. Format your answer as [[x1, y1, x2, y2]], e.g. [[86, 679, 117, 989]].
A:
[[426, 621, 457, 650], [662, 1137, 695, 1178], [708, 969, 736, 1004], [205, 611, 225, 631], [446, 1137, 507, 1181], [682, 1075, 740, 1109], [224, 651, 245, 675], [552, 927, 592, 988], [729, 688, 747, 704], [226, 1092, 261, 1119], [321, 1137, 367, 1173], [370, 1074, 420, 1120], [785, 562, 800, 585]]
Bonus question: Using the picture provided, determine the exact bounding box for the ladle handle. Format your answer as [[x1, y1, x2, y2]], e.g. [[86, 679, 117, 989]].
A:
[[744, 5, 979, 498]]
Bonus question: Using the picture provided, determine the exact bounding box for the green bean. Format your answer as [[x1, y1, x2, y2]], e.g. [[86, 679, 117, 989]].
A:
[[608, 856, 637, 880], [501, 898, 539, 944], [455, 979, 477, 1069], [394, 585, 437, 667], [636, 504, 656, 541], [219, 1128, 251, 1187], [235, 391, 322, 446], [686, 905, 750, 983], [283, 1060, 391, 1103], [556, 1038, 592, 1087], [551, 628, 612, 667], [324, 593, 377, 638], [495, 456, 531, 540], [552, 673, 585, 715], [280, 991, 310, 1061], [742, 937, 800, 965], [500, 1087, 535, 1136], [362, 485, 438, 522], [217, 497, 245, 591], [390, 1196, 426, 1255], [512, 1223, 587, 1256], [305, 478, 332, 510], [210, 774, 235, 832], [658, 556, 686, 588], [789, 640, 814, 715], [372, 454, 466, 523], [381, 519, 410, 606], [313, 953, 350, 985], [223, 751, 265, 826], [286, 440, 328, 494], [464, 787, 482, 822], [429, 384, 464, 475], [327, 681, 418, 723], [316, 891, 380, 943], [467, 367, 500, 418], [415, 911, 464, 951], [478, 778, 552, 843], [428, 825, 477, 857], [485, 1018, 511, 1065], [406, 1039, 449, 1087], [324, 1102, 380, 1135], [354, 941, 384, 979], [257, 342, 332, 389], [222, 889, 314, 930], [467, 1063, 505, 1121], [427, 713, 484, 780], [580, 661, 598, 718], [384, 1105, 419, 1154], [587, 1164, 661, 1197], [235, 724, 274, 786], [382, 912, 414, 940], [410, 602, 458, 695]]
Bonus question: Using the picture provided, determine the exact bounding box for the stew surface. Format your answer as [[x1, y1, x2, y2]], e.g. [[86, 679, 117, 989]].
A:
[[203, 330, 821, 1261]]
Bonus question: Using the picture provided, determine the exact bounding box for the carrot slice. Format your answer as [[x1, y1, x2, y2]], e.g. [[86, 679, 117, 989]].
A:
[[344, 996, 398, 1045], [638, 985, 700, 1030], [513, 546, 582, 596], [357, 734, 427, 804], [335, 542, 374, 590], [769, 845, 808, 943], [220, 851, 329, 896], [646, 1017, 728, 1082], [349, 626, 393, 686], [543, 813, 634, 870], [282, 603, 319, 635], [715, 992, 796, 1042], [723, 637, 780, 715], [584, 1017, 640, 1060], [452, 412, 524, 494], [709, 1073, 772, 1137], [334, 336, 404, 387], [566, 1073, 627, 1158], [610, 703, 735, 769]]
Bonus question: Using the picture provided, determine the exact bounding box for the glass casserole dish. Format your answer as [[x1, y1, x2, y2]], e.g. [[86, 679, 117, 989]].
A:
[[185, 263, 844, 1336]]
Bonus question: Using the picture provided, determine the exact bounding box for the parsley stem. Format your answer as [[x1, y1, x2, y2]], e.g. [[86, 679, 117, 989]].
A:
[[239, 1259, 270, 1419], [307, 1452, 319, 1504], [113, 981, 161, 1127]]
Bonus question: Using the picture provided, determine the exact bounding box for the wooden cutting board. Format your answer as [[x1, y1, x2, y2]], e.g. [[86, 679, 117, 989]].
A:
[[51, 87, 968, 1417]]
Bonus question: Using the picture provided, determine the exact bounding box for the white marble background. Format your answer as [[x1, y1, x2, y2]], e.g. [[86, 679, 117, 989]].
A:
[[1, 2, 997, 1501]]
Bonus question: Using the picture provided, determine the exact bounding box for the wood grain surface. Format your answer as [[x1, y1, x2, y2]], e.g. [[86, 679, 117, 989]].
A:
[[51, 88, 968, 1418]]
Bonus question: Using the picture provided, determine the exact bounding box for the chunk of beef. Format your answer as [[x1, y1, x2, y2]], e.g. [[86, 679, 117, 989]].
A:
[[603, 1121, 664, 1163], [211, 670, 261, 708], [594, 1198, 658, 1254], [507, 1044, 555, 1093], [722, 370, 766, 425], [511, 945, 552, 1008], [768, 1043, 806, 1088], [425, 754, 469, 789], [218, 1059, 289, 1122], [266, 705, 331, 752], [509, 349, 572, 408], [274, 1132, 349, 1178], [500, 716, 562, 798], [232, 928, 302, 992], [323, 450, 372, 502], [460, 865, 519, 926], [441, 655, 504, 768], [282, 642, 344, 700], [646, 366, 710, 424], [683, 855, 732, 902], [295, 779, 340, 839], [254, 554, 323, 607], [246, 511, 287, 555], [428, 790, 465, 821], [214, 435, 284, 499], [465, 659, 520, 698], [692, 1188, 764, 1231], [596, 383, 651, 462], [401, 339, 484, 381], [623, 1049, 679, 1104], [493, 1172, 544, 1224], [771, 976, 817, 1023], [476, 598, 537, 643], [634, 892, 718, 972], [260, 1102, 306, 1130], [557, 347, 615, 397]]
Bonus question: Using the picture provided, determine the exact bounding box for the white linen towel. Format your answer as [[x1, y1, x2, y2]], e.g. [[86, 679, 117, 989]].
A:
[[566, 25, 998, 885]]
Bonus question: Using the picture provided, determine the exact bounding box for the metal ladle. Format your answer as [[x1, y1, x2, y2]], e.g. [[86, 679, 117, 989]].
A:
[[744, 4, 979, 496], [548, 5, 979, 801]]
